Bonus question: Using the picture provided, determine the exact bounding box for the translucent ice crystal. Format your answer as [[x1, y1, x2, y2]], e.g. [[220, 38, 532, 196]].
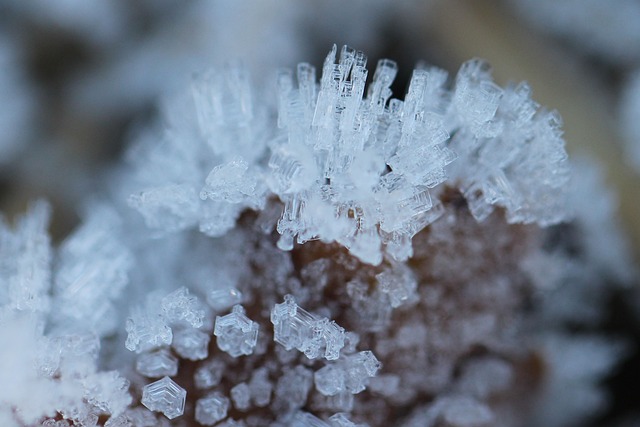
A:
[[195, 392, 230, 426], [231, 382, 251, 411], [375, 264, 418, 308], [269, 45, 570, 264], [314, 351, 381, 396], [448, 71, 570, 226], [136, 348, 179, 378], [141, 376, 186, 420], [271, 295, 345, 360], [81, 370, 132, 417], [214, 305, 259, 357], [207, 286, 243, 311], [104, 407, 158, 427], [270, 45, 454, 264], [161, 287, 205, 328], [52, 205, 132, 336], [290, 411, 331, 427], [128, 63, 270, 238], [125, 302, 172, 354], [248, 367, 272, 407], [0, 201, 51, 316], [328, 413, 367, 427], [275, 366, 313, 410], [171, 327, 210, 360], [194, 359, 225, 389], [314, 364, 345, 396]]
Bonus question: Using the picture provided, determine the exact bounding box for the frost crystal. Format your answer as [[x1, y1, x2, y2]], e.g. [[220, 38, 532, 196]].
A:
[[207, 286, 243, 311], [314, 351, 380, 396], [52, 205, 132, 335], [141, 376, 186, 420], [195, 392, 230, 426], [161, 287, 205, 328], [125, 302, 172, 354], [267, 45, 571, 264], [231, 382, 251, 411], [171, 327, 210, 360], [0, 201, 51, 315], [328, 413, 367, 427], [214, 304, 259, 357], [128, 64, 270, 238], [194, 359, 225, 389], [271, 295, 345, 360], [270, 45, 454, 264], [248, 367, 273, 407], [136, 348, 179, 378], [275, 366, 313, 410]]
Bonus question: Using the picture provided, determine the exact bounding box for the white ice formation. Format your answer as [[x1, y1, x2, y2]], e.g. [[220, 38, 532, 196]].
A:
[[128, 44, 570, 266]]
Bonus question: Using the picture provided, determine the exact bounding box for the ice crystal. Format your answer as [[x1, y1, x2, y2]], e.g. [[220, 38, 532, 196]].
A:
[[136, 348, 179, 378], [194, 359, 225, 390], [171, 327, 210, 360], [231, 382, 251, 411], [52, 205, 132, 335], [214, 304, 259, 357], [269, 45, 569, 264], [128, 63, 270, 238], [195, 392, 230, 426], [271, 295, 346, 360], [141, 376, 186, 420]]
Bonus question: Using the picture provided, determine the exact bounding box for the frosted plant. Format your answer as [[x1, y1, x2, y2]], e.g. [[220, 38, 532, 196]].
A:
[[1, 40, 633, 427]]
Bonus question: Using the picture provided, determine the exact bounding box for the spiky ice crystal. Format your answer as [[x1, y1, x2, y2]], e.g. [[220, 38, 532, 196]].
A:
[[129, 45, 570, 266]]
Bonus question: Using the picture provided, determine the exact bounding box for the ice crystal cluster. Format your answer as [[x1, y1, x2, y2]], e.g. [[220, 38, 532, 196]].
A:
[[0, 43, 633, 427], [128, 45, 569, 266]]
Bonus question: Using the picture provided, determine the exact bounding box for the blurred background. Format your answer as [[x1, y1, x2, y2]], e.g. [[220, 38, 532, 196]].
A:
[[1, 0, 639, 424]]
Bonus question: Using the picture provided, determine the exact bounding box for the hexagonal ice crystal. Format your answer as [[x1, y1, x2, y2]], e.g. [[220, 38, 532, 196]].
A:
[[136, 348, 178, 378], [214, 305, 259, 357], [141, 376, 186, 420], [171, 327, 210, 360], [271, 295, 345, 360], [194, 359, 225, 389], [195, 392, 230, 425]]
